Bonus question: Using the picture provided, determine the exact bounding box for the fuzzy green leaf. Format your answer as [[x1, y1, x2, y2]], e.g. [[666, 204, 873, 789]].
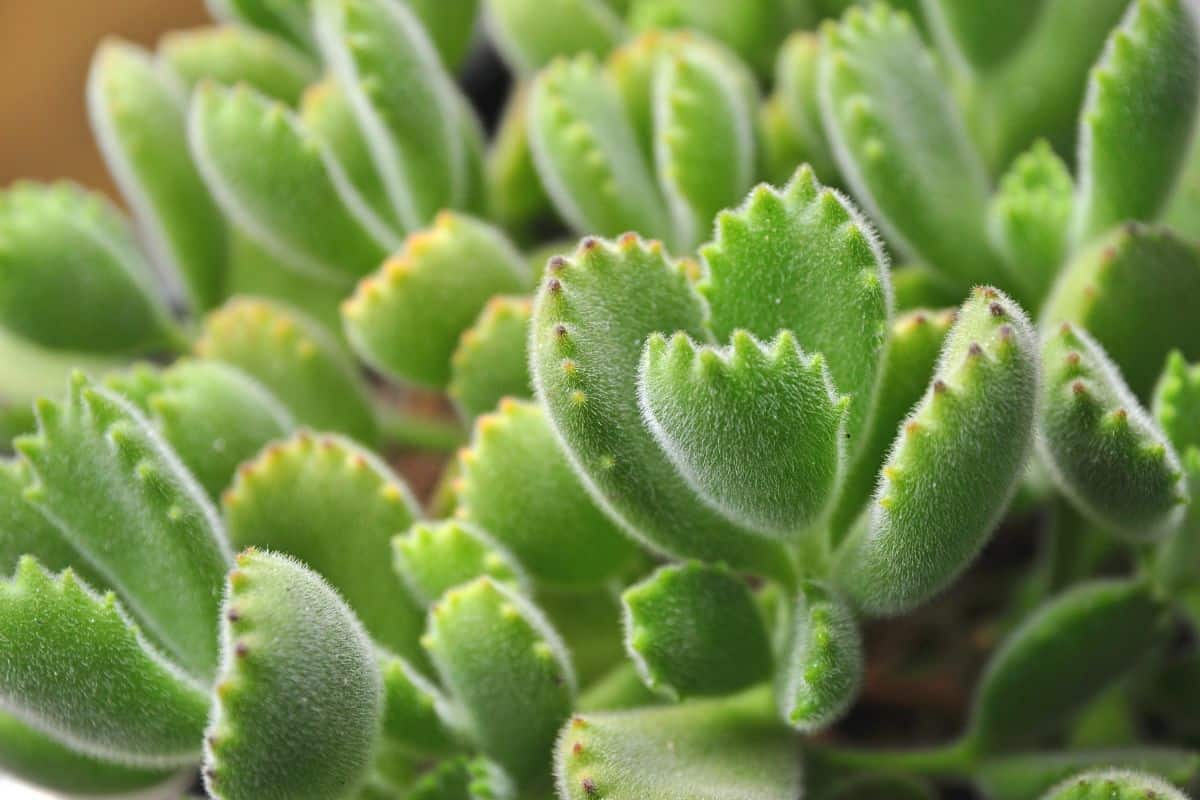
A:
[[189, 81, 396, 282], [160, 24, 319, 105], [835, 287, 1038, 615], [819, 4, 1004, 287], [448, 296, 534, 420], [16, 374, 231, 678], [313, 0, 470, 230], [205, 0, 314, 52], [976, 749, 1200, 800], [1073, 0, 1200, 245], [1038, 323, 1186, 541], [774, 32, 839, 183], [529, 235, 790, 578], [109, 359, 294, 501], [622, 562, 772, 700], [379, 653, 463, 757], [1154, 351, 1200, 454], [1042, 224, 1200, 399], [556, 689, 802, 800], [969, 579, 1166, 751], [205, 550, 383, 800], [342, 213, 531, 389], [988, 140, 1074, 307], [639, 330, 848, 539], [0, 708, 176, 796], [455, 398, 637, 588], [829, 307, 954, 541], [485, 0, 624, 75], [424, 576, 576, 782], [776, 580, 861, 731], [399, 756, 515, 800], [0, 181, 178, 354], [696, 167, 891, 495], [528, 55, 673, 243], [0, 458, 103, 585], [197, 297, 379, 444], [224, 431, 425, 663], [0, 558, 209, 767], [393, 520, 525, 607], [89, 40, 229, 312], [1039, 769, 1188, 800], [404, 0, 480, 68], [925, 0, 1044, 70], [652, 35, 759, 250], [486, 84, 554, 237]]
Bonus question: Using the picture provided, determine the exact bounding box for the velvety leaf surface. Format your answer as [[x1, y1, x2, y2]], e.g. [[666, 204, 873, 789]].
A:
[[342, 212, 531, 389], [379, 652, 463, 757], [835, 288, 1038, 615], [628, 0, 795, 76], [486, 84, 554, 238], [1039, 769, 1188, 800], [485, 0, 624, 75], [776, 580, 861, 731], [969, 579, 1165, 751], [197, 297, 379, 444], [0, 558, 209, 767], [16, 374, 231, 679], [774, 32, 838, 183], [639, 330, 848, 539], [976, 749, 1200, 800], [1073, 0, 1200, 245], [1154, 351, 1200, 454], [448, 296, 534, 420], [1038, 323, 1186, 541], [424, 576, 576, 782], [455, 398, 637, 588], [224, 431, 426, 663], [925, 0, 1044, 70], [205, 550, 382, 800], [556, 689, 802, 800], [204, 0, 314, 52], [622, 561, 773, 699], [529, 235, 789, 578], [0, 458, 103, 586], [393, 520, 525, 607], [160, 24, 319, 104]]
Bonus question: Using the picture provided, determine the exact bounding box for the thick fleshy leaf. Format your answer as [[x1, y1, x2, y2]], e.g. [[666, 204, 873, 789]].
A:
[[1038, 323, 1186, 541], [486, 85, 554, 238], [988, 140, 1074, 307], [393, 520, 525, 607], [189, 81, 396, 282], [925, 0, 1044, 70], [556, 689, 802, 800], [0, 558, 209, 767], [108, 360, 294, 501], [1073, 0, 1200, 245], [342, 213, 531, 389], [404, 0, 480, 68], [652, 35, 759, 250], [639, 331, 848, 539], [455, 398, 637, 588], [0, 182, 178, 353], [528, 55, 673, 243], [529, 235, 791, 578], [836, 288, 1038, 615], [1039, 769, 1188, 800], [205, 550, 382, 800], [89, 40, 228, 312], [485, 0, 624, 75], [223, 431, 425, 663], [313, 0, 469, 229], [776, 580, 861, 732], [819, 4, 1004, 287], [969, 579, 1166, 751], [16, 374, 231, 678], [0, 458, 103, 586], [448, 296, 534, 420], [0, 708, 176, 796], [399, 756, 515, 800], [1041, 224, 1200, 399], [976, 749, 1200, 800], [622, 562, 773, 699], [1154, 448, 1200, 592], [696, 167, 890, 497], [628, 0, 792, 76], [197, 297, 379, 444], [1154, 351, 1200, 453], [829, 308, 954, 541], [159, 24, 319, 104], [379, 653, 463, 757], [205, 0, 314, 52], [774, 32, 838, 183], [423, 576, 575, 781]]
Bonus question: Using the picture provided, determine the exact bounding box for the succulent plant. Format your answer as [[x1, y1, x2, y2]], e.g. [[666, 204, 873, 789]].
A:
[[3, 0, 1200, 798]]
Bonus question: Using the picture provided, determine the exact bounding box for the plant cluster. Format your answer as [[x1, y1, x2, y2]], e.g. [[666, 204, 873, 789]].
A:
[[1, 0, 1200, 798]]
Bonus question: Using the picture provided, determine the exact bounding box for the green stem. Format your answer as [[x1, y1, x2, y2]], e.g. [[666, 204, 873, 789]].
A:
[[377, 406, 466, 452], [807, 737, 976, 780]]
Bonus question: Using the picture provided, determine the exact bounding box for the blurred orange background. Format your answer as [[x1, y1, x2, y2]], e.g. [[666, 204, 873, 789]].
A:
[[0, 0, 210, 198]]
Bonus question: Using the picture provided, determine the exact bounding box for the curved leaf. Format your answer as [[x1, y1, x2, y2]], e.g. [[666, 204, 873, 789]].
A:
[[1039, 769, 1188, 800], [776, 580, 861, 732], [448, 296, 534, 420], [485, 0, 624, 75], [976, 749, 1200, 800], [159, 24, 319, 104], [393, 519, 525, 607]]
